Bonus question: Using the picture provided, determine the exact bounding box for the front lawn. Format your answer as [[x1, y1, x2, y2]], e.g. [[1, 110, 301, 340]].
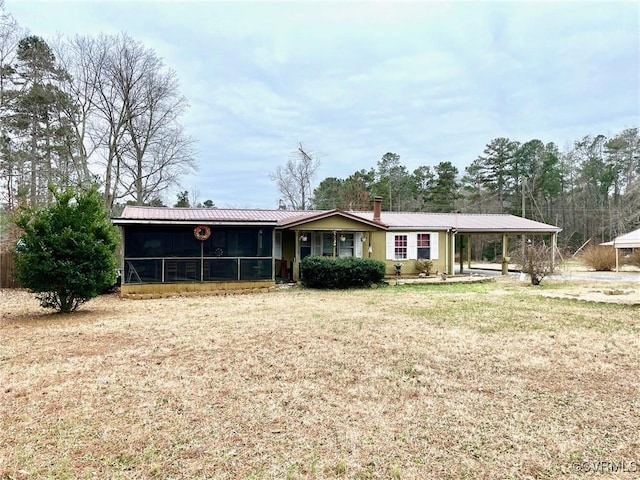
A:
[[1, 280, 638, 479]]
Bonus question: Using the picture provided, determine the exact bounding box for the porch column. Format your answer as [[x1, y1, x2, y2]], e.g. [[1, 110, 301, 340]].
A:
[[449, 230, 455, 275], [293, 230, 300, 281], [332, 230, 337, 257], [502, 233, 509, 275], [467, 235, 472, 269], [459, 235, 464, 274], [552, 233, 557, 271]]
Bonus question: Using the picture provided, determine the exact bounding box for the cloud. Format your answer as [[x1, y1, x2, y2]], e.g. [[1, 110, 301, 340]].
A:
[[5, 0, 639, 208]]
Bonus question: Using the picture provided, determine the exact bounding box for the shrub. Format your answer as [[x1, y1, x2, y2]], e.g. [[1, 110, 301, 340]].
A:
[[13, 186, 120, 313], [511, 240, 556, 285], [581, 245, 616, 271], [415, 259, 433, 275], [300, 256, 386, 289]]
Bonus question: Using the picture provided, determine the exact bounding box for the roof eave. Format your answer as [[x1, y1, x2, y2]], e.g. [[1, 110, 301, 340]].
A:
[[457, 228, 563, 234], [279, 210, 388, 230], [387, 226, 451, 231]]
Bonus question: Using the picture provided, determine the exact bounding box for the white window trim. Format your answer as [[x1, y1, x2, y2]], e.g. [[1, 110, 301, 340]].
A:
[[386, 232, 439, 260]]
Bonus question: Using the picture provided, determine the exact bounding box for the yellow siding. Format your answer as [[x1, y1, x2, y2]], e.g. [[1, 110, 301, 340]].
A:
[[368, 230, 449, 276], [294, 216, 373, 231]]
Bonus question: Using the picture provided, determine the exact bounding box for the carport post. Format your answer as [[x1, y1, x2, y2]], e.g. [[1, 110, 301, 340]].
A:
[[459, 235, 464, 274], [501, 233, 509, 275], [448, 229, 456, 275]]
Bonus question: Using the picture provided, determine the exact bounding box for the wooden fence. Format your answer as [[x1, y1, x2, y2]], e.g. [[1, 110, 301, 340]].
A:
[[0, 251, 20, 288]]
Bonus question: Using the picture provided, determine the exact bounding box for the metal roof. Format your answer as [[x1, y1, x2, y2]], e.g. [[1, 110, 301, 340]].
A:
[[113, 206, 561, 234], [613, 228, 640, 248], [350, 212, 561, 233], [278, 209, 387, 229], [113, 206, 314, 225]]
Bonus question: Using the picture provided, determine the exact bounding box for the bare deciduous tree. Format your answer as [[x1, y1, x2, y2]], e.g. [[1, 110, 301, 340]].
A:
[[52, 34, 103, 185], [271, 142, 320, 210], [0, 4, 24, 210], [57, 33, 197, 212]]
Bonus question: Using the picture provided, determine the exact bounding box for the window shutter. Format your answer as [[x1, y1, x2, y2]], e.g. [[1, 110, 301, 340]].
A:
[[274, 231, 282, 260], [386, 232, 395, 260], [355, 233, 363, 258], [408, 232, 418, 260], [431, 232, 439, 260]]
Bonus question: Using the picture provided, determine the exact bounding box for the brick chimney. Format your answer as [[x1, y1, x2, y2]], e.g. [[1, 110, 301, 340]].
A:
[[373, 196, 382, 221]]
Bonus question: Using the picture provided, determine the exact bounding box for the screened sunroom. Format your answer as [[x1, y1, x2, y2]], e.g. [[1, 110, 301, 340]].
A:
[[122, 225, 273, 284], [112, 206, 287, 296]]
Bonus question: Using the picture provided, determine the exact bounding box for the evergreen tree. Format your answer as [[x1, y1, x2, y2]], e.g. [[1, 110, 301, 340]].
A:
[[13, 185, 119, 312], [312, 177, 344, 209], [174, 190, 190, 207], [342, 169, 375, 210], [10, 35, 78, 207], [430, 161, 460, 212], [373, 152, 414, 211], [477, 137, 519, 213], [411, 165, 434, 210]]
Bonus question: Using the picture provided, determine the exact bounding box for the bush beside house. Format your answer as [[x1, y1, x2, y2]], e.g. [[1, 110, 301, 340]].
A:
[[300, 256, 386, 289]]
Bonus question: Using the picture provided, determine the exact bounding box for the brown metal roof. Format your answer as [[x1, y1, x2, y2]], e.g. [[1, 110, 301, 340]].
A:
[[278, 209, 387, 229], [349, 212, 561, 233], [113, 206, 561, 234], [450, 214, 561, 233], [114, 206, 314, 224]]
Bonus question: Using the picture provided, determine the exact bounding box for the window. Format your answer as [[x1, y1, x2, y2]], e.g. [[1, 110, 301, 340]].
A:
[[338, 233, 354, 257], [417, 233, 431, 259], [310, 232, 336, 256], [300, 234, 312, 260], [386, 232, 438, 261], [394, 234, 408, 259], [321, 233, 333, 256]]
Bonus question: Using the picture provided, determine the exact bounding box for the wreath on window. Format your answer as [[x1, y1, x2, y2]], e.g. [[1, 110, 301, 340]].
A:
[[194, 225, 211, 241]]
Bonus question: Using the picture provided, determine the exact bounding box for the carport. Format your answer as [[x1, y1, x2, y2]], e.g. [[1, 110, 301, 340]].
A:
[[452, 215, 562, 275], [611, 228, 640, 272]]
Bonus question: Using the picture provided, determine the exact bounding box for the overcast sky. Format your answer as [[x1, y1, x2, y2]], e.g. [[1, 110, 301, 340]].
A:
[[6, 0, 640, 208]]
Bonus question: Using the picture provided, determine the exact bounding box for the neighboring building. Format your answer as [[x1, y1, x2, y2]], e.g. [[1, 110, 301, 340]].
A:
[[112, 196, 561, 296], [604, 227, 640, 272]]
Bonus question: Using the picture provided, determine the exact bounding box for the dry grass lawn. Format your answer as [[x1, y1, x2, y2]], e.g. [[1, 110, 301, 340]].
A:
[[1, 279, 639, 479]]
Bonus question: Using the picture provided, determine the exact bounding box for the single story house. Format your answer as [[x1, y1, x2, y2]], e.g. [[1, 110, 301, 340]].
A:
[[112, 196, 561, 296]]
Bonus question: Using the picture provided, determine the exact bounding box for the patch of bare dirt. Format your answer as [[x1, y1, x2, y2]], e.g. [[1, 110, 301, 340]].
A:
[[540, 287, 640, 306]]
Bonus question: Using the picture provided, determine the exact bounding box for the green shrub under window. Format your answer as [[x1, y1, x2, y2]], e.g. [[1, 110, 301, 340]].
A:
[[300, 256, 386, 289]]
